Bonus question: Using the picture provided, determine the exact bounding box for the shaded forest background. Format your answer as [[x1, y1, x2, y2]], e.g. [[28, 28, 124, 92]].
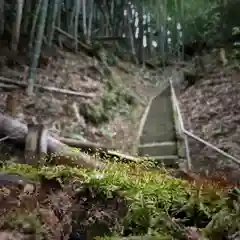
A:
[[1, 0, 240, 89]]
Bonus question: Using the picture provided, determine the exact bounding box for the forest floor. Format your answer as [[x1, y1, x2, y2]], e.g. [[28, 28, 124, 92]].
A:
[[178, 52, 240, 182], [0, 47, 161, 156], [0, 45, 239, 239]]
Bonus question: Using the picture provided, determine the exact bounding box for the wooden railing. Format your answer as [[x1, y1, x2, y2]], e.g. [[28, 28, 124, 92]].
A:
[[169, 78, 240, 171]]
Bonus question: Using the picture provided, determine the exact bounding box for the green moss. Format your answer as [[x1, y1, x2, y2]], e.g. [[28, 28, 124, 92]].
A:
[[0, 161, 235, 239], [80, 78, 136, 125]]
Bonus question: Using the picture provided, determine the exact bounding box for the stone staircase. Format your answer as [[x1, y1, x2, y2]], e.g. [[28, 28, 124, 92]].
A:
[[137, 84, 179, 168]]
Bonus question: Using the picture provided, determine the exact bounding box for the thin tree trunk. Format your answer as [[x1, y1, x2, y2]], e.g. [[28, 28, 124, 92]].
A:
[[87, 0, 94, 42], [127, 6, 138, 64], [82, 0, 87, 37], [27, 0, 49, 95], [47, 0, 60, 46], [74, 0, 80, 51], [0, 0, 4, 36], [11, 0, 25, 52]]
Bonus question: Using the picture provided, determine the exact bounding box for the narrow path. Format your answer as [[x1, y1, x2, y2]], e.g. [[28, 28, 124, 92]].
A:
[[137, 70, 179, 168]]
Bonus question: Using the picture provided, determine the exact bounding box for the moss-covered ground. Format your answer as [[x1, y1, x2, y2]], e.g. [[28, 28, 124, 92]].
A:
[[0, 159, 239, 239]]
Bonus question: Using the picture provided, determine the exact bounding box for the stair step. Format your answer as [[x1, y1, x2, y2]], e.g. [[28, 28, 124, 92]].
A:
[[139, 86, 176, 144], [152, 155, 178, 160], [138, 141, 177, 156], [139, 141, 176, 147]]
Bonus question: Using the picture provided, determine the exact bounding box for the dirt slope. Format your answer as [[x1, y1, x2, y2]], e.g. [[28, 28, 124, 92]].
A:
[[0, 48, 159, 156], [179, 63, 240, 180]]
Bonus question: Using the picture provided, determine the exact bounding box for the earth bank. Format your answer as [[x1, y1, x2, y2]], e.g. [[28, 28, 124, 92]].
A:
[[0, 162, 239, 240]]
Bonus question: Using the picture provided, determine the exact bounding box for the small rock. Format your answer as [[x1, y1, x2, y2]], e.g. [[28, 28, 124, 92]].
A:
[[185, 227, 204, 240], [23, 184, 35, 194], [0, 173, 27, 188]]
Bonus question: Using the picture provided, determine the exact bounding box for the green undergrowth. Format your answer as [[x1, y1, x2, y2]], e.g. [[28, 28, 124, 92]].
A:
[[80, 77, 136, 125], [0, 161, 240, 239]]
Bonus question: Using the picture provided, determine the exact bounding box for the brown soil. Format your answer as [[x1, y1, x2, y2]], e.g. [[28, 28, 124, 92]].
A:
[[0, 178, 128, 240], [179, 62, 240, 182]]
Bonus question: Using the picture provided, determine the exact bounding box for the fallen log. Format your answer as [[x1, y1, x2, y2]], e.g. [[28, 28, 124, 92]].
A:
[[54, 27, 102, 61], [58, 137, 141, 163], [57, 137, 110, 153], [145, 57, 188, 69], [0, 83, 18, 90], [0, 76, 94, 98], [0, 113, 104, 170], [0, 172, 33, 188]]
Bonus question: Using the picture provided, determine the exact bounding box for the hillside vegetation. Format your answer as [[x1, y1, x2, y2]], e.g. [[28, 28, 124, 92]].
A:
[[0, 0, 239, 239]]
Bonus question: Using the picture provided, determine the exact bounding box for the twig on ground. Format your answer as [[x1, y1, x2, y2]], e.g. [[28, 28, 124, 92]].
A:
[[0, 83, 18, 89], [0, 136, 9, 142], [0, 76, 94, 98]]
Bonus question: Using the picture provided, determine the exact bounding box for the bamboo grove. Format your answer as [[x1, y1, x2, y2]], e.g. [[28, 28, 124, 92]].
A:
[[0, 0, 239, 95]]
